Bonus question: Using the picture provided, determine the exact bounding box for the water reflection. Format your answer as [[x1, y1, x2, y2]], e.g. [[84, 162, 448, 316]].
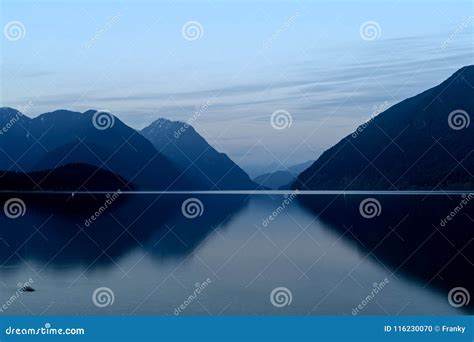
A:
[[299, 194, 474, 313], [0, 194, 248, 268], [0, 193, 471, 315]]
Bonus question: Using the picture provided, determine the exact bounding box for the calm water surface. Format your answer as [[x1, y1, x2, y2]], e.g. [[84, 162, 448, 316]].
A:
[[0, 194, 471, 315]]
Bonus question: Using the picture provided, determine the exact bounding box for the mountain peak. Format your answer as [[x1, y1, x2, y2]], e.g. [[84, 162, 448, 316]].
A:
[[82, 109, 118, 116], [141, 118, 260, 190], [293, 65, 474, 190], [148, 117, 188, 129], [143, 118, 196, 139], [0, 107, 26, 119], [452, 64, 474, 75], [442, 65, 474, 86], [0, 106, 21, 113], [36, 109, 83, 122], [83, 109, 100, 116]]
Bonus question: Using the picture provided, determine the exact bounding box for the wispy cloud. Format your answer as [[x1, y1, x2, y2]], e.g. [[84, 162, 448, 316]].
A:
[[3, 6, 472, 171]]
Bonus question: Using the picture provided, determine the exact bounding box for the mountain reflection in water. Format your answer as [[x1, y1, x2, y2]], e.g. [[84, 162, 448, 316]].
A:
[[0, 193, 471, 315]]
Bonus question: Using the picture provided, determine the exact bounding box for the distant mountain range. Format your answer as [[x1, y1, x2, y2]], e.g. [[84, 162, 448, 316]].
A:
[[141, 118, 260, 190], [0, 108, 259, 190], [254, 160, 312, 189], [0, 108, 191, 190], [293, 65, 474, 190], [1, 65, 472, 192]]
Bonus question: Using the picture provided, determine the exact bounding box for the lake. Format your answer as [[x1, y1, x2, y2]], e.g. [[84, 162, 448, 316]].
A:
[[0, 193, 472, 315]]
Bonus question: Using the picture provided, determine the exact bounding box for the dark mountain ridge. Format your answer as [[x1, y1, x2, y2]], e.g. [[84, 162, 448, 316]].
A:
[[141, 118, 260, 190], [293, 65, 474, 190], [0, 108, 193, 190]]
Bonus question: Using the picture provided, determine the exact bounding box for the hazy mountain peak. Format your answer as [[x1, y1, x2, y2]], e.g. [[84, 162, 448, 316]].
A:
[[145, 118, 192, 135], [82, 109, 117, 116], [83, 109, 99, 115], [0, 106, 21, 113], [0, 107, 27, 120], [141, 118, 259, 190], [36, 109, 83, 123]]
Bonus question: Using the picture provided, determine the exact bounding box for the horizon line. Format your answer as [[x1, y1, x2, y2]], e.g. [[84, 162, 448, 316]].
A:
[[0, 190, 471, 195]]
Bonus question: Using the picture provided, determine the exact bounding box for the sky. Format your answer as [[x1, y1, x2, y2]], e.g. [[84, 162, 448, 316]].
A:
[[1, 0, 473, 176]]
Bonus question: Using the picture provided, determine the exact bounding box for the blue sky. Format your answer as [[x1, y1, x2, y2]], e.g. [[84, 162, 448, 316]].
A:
[[1, 0, 473, 175]]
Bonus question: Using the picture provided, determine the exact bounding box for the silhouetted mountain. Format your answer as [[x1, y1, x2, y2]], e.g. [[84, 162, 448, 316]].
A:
[[254, 160, 312, 189], [141, 118, 260, 190], [0, 163, 131, 191], [293, 65, 474, 190], [0, 108, 193, 190]]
